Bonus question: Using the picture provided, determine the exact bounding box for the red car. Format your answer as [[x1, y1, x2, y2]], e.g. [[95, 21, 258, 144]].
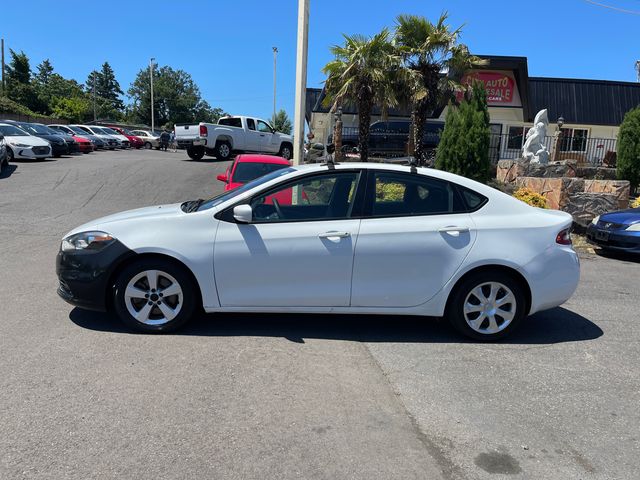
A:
[[74, 135, 95, 153], [109, 126, 144, 149], [217, 154, 291, 191]]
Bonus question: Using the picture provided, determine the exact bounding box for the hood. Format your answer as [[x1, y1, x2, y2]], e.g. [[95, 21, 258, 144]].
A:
[[600, 208, 640, 225], [65, 203, 184, 238], [35, 134, 66, 144], [7, 135, 50, 147]]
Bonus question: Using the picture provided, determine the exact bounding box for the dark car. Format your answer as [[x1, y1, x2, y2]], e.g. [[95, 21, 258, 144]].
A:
[[2, 120, 69, 158], [586, 208, 640, 254], [332, 119, 444, 157]]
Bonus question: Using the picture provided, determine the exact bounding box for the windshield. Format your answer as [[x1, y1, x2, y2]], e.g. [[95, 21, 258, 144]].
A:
[[101, 127, 120, 135], [94, 127, 111, 135], [233, 162, 289, 183], [25, 124, 53, 135], [197, 167, 295, 211], [0, 125, 29, 136]]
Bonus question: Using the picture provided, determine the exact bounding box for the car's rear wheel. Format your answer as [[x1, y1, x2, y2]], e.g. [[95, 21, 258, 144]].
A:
[[187, 146, 205, 161], [144, 142, 152, 149], [214, 141, 232, 160], [446, 271, 526, 341], [113, 259, 197, 333]]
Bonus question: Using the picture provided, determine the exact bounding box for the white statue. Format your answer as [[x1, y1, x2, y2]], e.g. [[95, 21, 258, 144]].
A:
[[522, 109, 549, 165]]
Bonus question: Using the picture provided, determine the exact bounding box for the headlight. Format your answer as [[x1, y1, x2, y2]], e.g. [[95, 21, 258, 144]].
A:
[[14, 143, 30, 147], [591, 215, 600, 225], [625, 223, 640, 231], [61, 231, 115, 252]]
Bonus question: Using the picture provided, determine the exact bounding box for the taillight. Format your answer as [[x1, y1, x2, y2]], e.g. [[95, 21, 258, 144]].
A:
[[556, 228, 572, 245], [199, 124, 207, 136]]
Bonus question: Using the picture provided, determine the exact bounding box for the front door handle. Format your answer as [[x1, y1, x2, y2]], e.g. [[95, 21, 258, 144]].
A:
[[318, 231, 351, 239], [438, 226, 470, 235]]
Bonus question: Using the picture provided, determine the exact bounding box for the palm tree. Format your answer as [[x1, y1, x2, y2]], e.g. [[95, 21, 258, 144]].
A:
[[322, 29, 400, 162], [394, 13, 486, 164]]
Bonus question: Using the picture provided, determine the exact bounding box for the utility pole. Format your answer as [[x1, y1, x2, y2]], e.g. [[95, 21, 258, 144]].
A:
[[1, 38, 5, 96], [272, 47, 278, 123], [292, 0, 310, 165], [149, 58, 155, 133], [92, 72, 97, 122]]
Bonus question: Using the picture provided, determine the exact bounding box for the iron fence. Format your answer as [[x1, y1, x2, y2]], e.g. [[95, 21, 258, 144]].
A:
[[332, 128, 617, 166]]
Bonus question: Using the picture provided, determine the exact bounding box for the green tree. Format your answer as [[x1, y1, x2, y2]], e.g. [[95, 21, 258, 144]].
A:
[[4, 49, 42, 112], [127, 64, 223, 126], [50, 96, 91, 123], [271, 109, 292, 134], [435, 81, 491, 183], [617, 107, 640, 194], [34, 59, 54, 85], [85, 62, 124, 120], [394, 13, 485, 164], [322, 29, 401, 162]]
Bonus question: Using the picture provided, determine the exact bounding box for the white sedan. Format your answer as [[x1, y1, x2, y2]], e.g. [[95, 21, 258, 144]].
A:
[[56, 163, 580, 341], [0, 123, 52, 160]]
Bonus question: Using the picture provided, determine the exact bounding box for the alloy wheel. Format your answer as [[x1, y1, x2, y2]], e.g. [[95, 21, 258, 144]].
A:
[[219, 144, 230, 158], [463, 281, 516, 334], [124, 270, 183, 326]]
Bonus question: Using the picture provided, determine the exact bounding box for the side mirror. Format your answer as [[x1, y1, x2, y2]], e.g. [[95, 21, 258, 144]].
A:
[[217, 173, 228, 183], [233, 204, 253, 224]]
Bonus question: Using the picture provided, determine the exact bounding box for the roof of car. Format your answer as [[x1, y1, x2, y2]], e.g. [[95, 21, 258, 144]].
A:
[[236, 154, 290, 165]]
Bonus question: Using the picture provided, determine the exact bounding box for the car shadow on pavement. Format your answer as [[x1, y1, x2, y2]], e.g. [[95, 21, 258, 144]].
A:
[[594, 249, 640, 264], [69, 306, 602, 345], [0, 164, 17, 179]]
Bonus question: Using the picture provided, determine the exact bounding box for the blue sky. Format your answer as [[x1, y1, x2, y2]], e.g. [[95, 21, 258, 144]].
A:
[[2, 0, 638, 120]]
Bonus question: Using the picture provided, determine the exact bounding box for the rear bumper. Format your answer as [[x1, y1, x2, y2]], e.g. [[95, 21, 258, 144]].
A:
[[525, 245, 580, 314]]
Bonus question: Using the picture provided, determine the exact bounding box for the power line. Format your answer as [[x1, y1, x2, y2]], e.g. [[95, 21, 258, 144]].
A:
[[583, 0, 640, 15]]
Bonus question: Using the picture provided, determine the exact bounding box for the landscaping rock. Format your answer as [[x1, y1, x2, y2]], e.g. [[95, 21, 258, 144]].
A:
[[515, 177, 584, 209], [496, 158, 578, 183], [564, 193, 619, 227], [584, 179, 630, 210]]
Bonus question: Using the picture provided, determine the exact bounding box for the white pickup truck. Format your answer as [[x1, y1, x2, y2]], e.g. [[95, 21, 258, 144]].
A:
[[175, 116, 294, 161]]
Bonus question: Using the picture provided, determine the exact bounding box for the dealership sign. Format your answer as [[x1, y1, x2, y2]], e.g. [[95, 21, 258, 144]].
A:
[[459, 71, 519, 105]]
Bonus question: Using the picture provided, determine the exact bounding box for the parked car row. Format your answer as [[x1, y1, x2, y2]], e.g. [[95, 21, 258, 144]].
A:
[[0, 121, 162, 172]]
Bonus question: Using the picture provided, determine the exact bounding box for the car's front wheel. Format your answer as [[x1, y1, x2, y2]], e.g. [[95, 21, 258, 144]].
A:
[[7, 148, 14, 162], [144, 142, 152, 149], [446, 271, 526, 341], [113, 259, 197, 333]]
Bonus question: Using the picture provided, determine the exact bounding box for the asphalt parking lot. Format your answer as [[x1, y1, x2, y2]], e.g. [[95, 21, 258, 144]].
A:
[[1, 149, 638, 480]]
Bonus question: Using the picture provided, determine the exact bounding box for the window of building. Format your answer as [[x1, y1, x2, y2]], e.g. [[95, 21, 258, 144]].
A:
[[560, 128, 588, 152], [507, 126, 527, 150]]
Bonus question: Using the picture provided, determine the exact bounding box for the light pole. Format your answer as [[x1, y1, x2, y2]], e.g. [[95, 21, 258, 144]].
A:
[[292, 0, 310, 165], [272, 47, 278, 123], [92, 71, 97, 122], [149, 58, 155, 133]]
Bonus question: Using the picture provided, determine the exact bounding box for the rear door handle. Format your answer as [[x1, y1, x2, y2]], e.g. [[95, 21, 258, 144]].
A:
[[438, 226, 470, 235], [318, 231, 351, 238]]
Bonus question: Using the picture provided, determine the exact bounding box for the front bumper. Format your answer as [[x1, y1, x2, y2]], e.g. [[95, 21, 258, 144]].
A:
[[56, 240, 134, 312], [586, 224, 640, 253], [51, 142, 68, 156], [15, 146, 51, 159]]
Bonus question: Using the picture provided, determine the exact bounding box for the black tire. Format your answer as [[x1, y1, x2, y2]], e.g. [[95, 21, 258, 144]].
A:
[[214, 141, 232, 161], [446, 270, 527, 341], [278, 143, 293, 160], [144, 142, 152, 149], [54, 153, 62, 159], [113, 258, 197, 333], [187, 145, 205, 161], [7, 148, 14, 162], [1, 155, 6, 172]]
